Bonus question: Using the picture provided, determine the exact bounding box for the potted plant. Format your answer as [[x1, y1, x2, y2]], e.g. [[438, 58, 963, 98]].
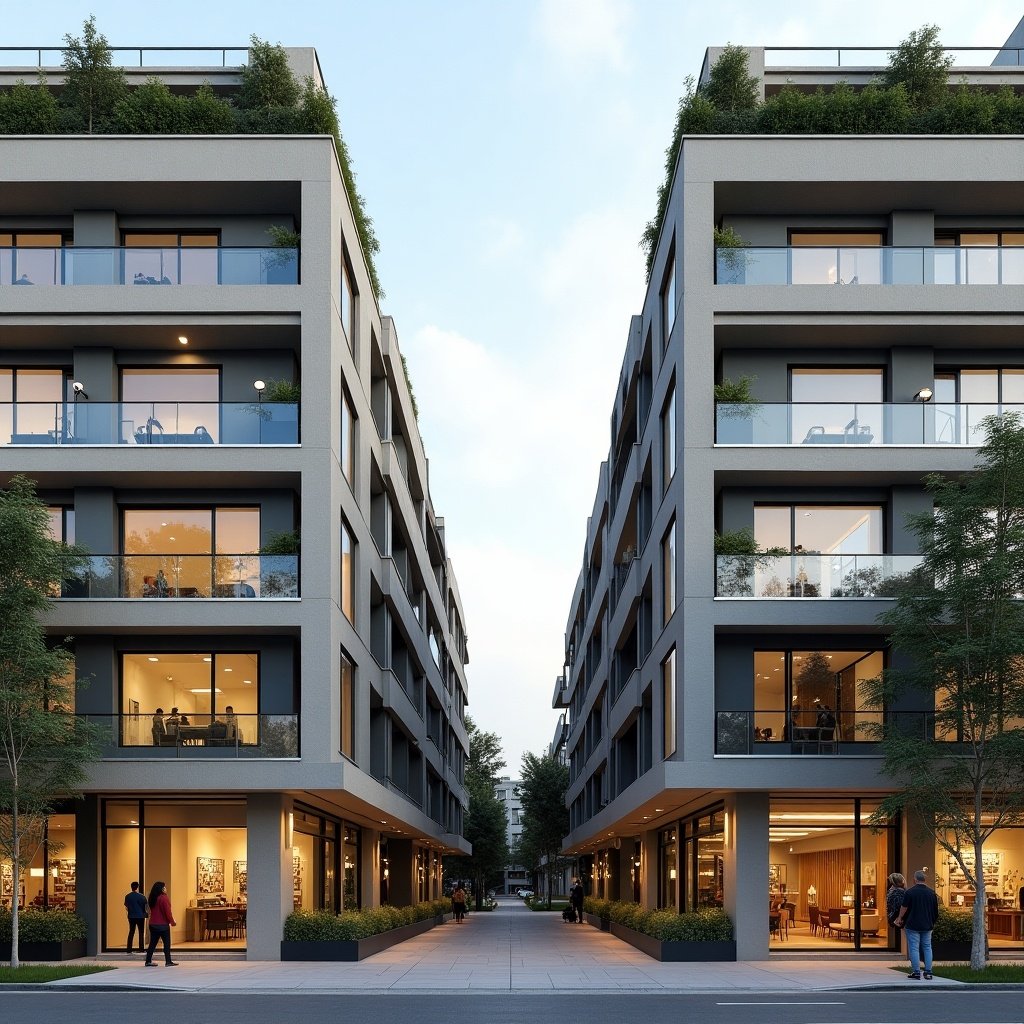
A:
[[714, 225, 750, 285], [259, 530, 299, 597], [931, 905, 974, 962], [714, 374, 759, 443]]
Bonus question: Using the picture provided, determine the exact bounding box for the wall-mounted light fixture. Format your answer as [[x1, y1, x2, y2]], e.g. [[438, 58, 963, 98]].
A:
[[669, 867, 677, 880], [178, 336, 189, 346], [72, 381, 88, 402], [914, 387, 933, 402], [285, 811, 294, 849]]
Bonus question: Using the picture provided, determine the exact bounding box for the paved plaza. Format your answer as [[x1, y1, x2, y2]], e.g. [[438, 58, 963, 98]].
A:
[[49, 898, 963, 992]]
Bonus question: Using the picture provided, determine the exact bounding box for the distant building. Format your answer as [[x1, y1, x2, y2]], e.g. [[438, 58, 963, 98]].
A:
[[494, 777, 528, 894]]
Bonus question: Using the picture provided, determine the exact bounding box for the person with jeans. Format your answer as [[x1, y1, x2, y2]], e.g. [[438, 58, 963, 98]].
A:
[[124, 881, 148, 954], [144, 881, 178, 966], [896, 869, 939, 979]]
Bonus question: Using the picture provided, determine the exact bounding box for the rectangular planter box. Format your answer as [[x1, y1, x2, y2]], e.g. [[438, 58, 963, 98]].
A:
[[584, 912, 609, 931], [0, 938, 87, 961], [281, 914, 441, 962], [609, 921, 737, 962], [931, 940, 973, 961]]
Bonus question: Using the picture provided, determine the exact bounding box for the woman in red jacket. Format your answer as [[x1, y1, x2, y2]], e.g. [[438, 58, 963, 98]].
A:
[[144, 881, 178, 966]]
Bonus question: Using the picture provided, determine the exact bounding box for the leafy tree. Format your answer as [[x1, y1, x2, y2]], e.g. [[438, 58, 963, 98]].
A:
[[0, 77, 59, 134], [112, 78, 185, 134], [461, 718, 508, 909], [0, 476, 99, 968], [883, 24, 952, 110], [238, 36, 301, 110], [60, 15, 127, 133], [701, 44, 759, 111], [517, 752, 569, 907], [865, 413, 1024, 970]]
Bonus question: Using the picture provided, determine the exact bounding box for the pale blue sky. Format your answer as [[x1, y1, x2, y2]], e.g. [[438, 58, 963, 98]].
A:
[[9, 1, 1024, 771]]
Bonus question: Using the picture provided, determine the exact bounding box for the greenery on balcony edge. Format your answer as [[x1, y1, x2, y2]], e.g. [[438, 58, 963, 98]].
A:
[[582, 897, 733, 941], [0, 18, 383, 301], [642, 23, 1010, 275], [283, 899, 451, 941]]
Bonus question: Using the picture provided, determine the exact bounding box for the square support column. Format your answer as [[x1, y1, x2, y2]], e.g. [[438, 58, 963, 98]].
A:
[[724, 792, 770, 960], [246, 793, 293, 961]]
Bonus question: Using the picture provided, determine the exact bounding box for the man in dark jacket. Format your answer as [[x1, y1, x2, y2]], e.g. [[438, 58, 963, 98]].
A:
[[570, 877, 585, 923], [896, 870, 939, 979], [124, 881, 149, 954]]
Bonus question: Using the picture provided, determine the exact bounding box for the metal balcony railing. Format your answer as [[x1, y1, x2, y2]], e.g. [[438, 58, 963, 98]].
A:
[[715, 554, 925, 598], [1, 401, 298, 445], [62, 553, 299, 599], [1, 246, 297, 286]]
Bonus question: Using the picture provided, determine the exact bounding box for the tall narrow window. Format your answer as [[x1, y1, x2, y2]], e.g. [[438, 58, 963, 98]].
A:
[[341, 386, 356, 487], [340, 518, 355, 623], [661, 383, 676, 493], [662, 518, 676, 626], [662, 649, 676, 758], [661, 252, 676, 348], [340, 249, 356, 352], [340, 650, 355, 759]]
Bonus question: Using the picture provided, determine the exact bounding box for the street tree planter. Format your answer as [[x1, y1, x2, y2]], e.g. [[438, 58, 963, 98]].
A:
[[608, 921, 737, 962], [0, 938, 87, 961], [281, 915, 445, 962]]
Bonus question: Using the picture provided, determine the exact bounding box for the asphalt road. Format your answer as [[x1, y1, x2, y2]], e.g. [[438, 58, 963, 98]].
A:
[[2, 991, 1023, 1024]]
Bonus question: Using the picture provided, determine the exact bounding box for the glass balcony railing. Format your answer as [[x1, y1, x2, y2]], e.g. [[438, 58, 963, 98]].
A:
[[0, 401, 298, 445], [62, 554, 299, 599], [715, 402, 1021, 446], [80, 713, 298, 757], [716, 245, 1024, 286], [716, 710, 931, 755], [715, 554, 926, 598], [1, 246, 298, 286]]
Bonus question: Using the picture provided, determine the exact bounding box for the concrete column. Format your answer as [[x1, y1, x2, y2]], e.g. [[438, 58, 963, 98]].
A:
[[76, 796, 100, 955], [725, 792, 770, 960], [361, 827, 379, 908], [73, 211, 117, 246], [640, 829, 658, 907], [246, 793, 291, 961]]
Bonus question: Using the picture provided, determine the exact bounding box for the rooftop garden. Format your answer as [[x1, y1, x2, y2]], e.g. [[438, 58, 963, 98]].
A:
[[642, 24, 1024, 274], [0, 17, 382, 299]]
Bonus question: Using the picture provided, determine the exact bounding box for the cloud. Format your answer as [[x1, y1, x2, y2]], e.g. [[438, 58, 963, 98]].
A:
[[535, 0, 632, 73]]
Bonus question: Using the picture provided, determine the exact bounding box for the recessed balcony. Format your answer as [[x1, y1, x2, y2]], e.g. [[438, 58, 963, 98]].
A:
[[1, 246, 298, 286], [2, 401, 298, 445], [81, 712, 299, 758], [716, 710, 930, 755], [715, 553, 924, 598], [715, 402, 1014, 446], [716, 245, 1024, 286], [62, 553, 299, 599]]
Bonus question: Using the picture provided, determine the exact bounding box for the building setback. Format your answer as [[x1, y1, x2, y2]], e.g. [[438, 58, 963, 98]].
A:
[[0, 46, 470, 960], [553, 30, 1024, 960]]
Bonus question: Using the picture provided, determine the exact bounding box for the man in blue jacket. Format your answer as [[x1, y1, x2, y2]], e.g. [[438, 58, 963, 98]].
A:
[[895, 870, 939, 979]]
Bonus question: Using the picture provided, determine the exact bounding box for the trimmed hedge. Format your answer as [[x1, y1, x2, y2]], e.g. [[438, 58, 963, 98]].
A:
[[283, 899, 450, 942], [582, 897, 734, 941], [0, 909, 87, 943], [933, 906, 974, 943]]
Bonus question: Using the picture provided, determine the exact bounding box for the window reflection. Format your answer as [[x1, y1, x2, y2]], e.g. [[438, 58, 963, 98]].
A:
[[121, 367, 220, 443], [790, 368, 883, 445], [124, 232, 219, 285]]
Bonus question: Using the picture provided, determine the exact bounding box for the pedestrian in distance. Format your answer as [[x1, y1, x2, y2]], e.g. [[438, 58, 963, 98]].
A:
[[144, 881, 178, 966], [124, 880, 149, 954], [452, 884, 467, 924], [570, 877, 585, 923], [895, 869, 939, 980]]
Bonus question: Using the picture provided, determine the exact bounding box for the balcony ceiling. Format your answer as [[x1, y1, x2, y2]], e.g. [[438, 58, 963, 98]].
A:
[[0, 320, 300, 351], [714, 320, 1024, 350]]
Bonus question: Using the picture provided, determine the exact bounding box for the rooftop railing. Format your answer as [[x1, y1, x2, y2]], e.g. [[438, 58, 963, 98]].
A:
[[81, 713, 298, 758], [1, 401, 298, 445], [0, 46, 250, 68], [714, 402, 1016, 446], [1, 246, 297, 286], [761, 46, 1024, 68], [62, 554, 299, 599], [715, 554, 925, 599], [716, 245, 1024, 286]]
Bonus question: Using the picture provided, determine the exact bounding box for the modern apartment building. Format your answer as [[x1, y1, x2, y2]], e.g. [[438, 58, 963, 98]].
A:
[[493, 777, 529, 895], [0, 47, 470, 960], [553, 32, 1024, 960]]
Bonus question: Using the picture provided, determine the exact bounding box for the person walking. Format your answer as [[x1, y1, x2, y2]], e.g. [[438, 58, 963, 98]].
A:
[[144, 881, 178, 966], [124, 881, 149, 954], [570, 877, 585, 923], [895, 869, 939, 979], [452, 884, 467, 924]]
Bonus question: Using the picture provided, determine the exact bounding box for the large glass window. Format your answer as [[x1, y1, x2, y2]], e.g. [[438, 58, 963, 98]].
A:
[[121, 652, 258, 747], [340, 249, 356, 350], [658, 827, 677, 909], [661, 383, 675, 493], [662, 649, 676, 758], [0, 232, 66, 286], [933, 368, 1024, 444], [0, 811, 76, 912], [341, 386, 356, 487], [341, 518, 355, 623], [340, 650, 355, 759], [0, 367, 68, 441], [790, 232, 884, 285], [121, 367, 220, 443], [754, 648, 884, 745], [935, 232, 1024, 285], [123, 232, 219, 285], [662, 519, 676, 626], [790, 367, 883, 445], [122, 506, 260, 598], [661, 252, 676, 347]]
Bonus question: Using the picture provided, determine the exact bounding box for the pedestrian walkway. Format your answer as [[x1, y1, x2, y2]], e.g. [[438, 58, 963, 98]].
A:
[[54, 898, 960, 993]]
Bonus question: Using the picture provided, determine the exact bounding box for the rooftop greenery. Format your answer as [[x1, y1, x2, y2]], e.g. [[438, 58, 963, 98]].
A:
[[0, 17, 383, 300], [642, 23, 1024, 275]]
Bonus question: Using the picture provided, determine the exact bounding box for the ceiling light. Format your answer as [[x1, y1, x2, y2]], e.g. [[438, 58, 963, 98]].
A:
[[178, 336, 189, 345], [243, 679, 253, 685], [223, 667, 233, 672], [203, 657, 212, 663], [148, 657, 160, 662], [189, 687, 223, 694]]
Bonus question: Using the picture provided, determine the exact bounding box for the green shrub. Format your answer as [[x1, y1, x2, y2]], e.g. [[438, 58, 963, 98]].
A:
[[0, 78, 60, 134], [238, 36, 300, 110], [608, 900, 651, 933], [701, 44, 759, 112], [0, 908, 87, 943], [583, 896, 611, 921], [933, 906, 973, 943], [283, 900, 448, 941], [112, 78, 187, 134]]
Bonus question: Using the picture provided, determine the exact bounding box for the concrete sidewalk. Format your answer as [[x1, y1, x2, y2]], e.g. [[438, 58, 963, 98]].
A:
[[53, 899, 966, 993]]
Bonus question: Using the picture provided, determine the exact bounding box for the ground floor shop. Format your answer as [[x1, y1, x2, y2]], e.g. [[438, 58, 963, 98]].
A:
[[2, 793, 447, 960]]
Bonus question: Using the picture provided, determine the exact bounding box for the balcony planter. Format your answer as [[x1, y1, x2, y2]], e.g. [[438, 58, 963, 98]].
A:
[[608, 921, 736, 962], [281, 915, 442, 962], [0, 938, 87, 961]]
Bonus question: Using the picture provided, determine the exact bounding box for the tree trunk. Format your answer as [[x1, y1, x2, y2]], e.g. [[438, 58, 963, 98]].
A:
[[970, 837, 987, 971], [10, 799, 19, 970]]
